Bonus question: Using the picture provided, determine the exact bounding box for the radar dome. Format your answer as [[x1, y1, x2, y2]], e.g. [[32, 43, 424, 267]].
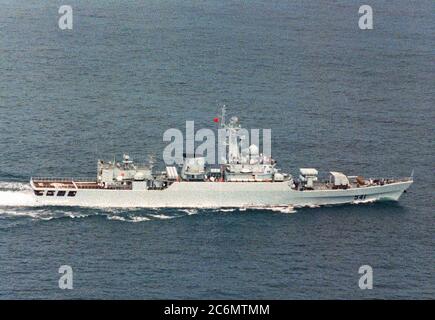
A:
[[249, 144, 259, 155]]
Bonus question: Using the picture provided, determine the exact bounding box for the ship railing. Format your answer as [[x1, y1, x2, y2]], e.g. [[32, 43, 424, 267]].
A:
[[364, 177, 412, 182], [347, 176, 413, 185], [31, 177, 97, 182], [75, 184, 132, 190], [103, 185, 132, 190], [100, 163, 151, 170]]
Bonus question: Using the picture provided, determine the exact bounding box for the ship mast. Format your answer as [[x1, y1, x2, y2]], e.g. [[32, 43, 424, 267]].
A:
[[221, 104, 226, 127]]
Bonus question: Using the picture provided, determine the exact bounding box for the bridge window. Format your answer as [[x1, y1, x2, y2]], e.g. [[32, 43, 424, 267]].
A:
[[46, 190, 55, 196], [57, 191, 66, 196], [34, 190, 43, 196], [67, 191, 77, 197]]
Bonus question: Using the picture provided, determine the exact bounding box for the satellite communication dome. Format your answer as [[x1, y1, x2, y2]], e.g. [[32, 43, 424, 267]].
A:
[[230, 116, 239, 124], [249, 144, 259, 155]]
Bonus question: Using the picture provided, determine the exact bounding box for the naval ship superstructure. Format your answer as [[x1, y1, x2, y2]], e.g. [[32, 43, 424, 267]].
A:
[[30, 108, 413, 208]]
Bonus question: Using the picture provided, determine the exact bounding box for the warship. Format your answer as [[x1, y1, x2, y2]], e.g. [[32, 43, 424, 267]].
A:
[[30, 108, 413, 208]]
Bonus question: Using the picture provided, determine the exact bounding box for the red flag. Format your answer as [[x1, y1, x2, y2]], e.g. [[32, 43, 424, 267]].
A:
[[213, 117, 219, 123]]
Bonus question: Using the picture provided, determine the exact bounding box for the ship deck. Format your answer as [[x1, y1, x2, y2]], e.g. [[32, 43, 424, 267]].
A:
[[305, 178, 412, 191], [30, 177, 412, 192], [31, 178, 131, 190]]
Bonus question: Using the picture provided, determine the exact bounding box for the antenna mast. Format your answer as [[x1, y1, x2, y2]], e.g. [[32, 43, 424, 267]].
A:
[[221, 104, 226, 127]]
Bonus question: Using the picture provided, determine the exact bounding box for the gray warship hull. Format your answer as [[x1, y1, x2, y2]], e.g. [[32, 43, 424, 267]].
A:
[[30, 179, 412, 208]]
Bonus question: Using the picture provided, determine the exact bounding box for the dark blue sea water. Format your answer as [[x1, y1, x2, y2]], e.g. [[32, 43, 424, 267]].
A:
[[0, 0, 433, 299]]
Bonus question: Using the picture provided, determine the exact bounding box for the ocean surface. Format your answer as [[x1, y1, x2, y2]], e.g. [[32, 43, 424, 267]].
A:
[[0, 0, 433, 299]]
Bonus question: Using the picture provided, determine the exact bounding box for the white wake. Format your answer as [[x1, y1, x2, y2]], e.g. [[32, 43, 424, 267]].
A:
[[0, 182, 37, 207]]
